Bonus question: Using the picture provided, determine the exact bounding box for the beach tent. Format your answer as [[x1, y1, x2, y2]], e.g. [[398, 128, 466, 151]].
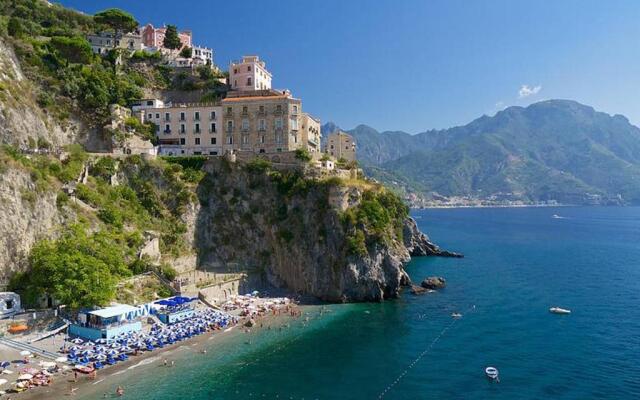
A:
[[17, 374, 32, 380]]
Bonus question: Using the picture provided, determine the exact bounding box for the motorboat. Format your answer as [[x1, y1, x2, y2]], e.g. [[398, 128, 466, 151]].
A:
[[549, 307, 571, 314], [451, 313, 462, 318], [485, 366, 499, 382]]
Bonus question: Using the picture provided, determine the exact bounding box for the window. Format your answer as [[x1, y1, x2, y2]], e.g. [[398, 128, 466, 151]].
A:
[[276, 133, 283, 144], [180, 138, 186, 145], [259, 105, 265, 113], [156, 113, 160, 119], [275, 118, 283, 129], [210, 123, 216, 133], [227, 136, 233, 145], [247, 77, 252, 86], [248, 65, 252, 71], [276, 105, 282, 113], [234, 68, 238, 74], [210, 111, 216, 120], [146, 100, 153, 106], [290, 118, 299, 130], [226, 107, 232, 115], [242, 119, 249, 131], [180, 112, 185, 121], [259, 149, 265, 153], [195, 137, 200, 145], [242, 106, 248, 114], [195, 123, 200, 133], [293, 105, 298, 113], [242, 135, 249, 144], [293, 134, 298, 144], [165, 113, 170, 121], [180, 124, 186, 134], [194, 111, 200, 121], [234, 79, 237, 87], [209, 151, 218, 155], [259, 119, 266, 131], [210, 137, 216, 145], [194, 151, 201, 155], [260, 135, 265, 144], [227, 121, 233, 132], [164, 124, 170, 133], [147, 113, 152, 120]]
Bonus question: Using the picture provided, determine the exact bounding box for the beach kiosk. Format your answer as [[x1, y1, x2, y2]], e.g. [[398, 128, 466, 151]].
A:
[[155, 297, 196, 325], [69, 304, 142, 341]]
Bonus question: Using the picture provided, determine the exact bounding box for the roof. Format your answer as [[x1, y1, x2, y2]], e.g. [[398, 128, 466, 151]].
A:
[[222, 94, 291, 103], [88, 304, 139, 319]]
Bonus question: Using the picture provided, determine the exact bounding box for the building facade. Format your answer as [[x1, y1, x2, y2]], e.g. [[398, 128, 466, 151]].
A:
[[326, 131, 356, 162], [229, 56, 272, 91], [87, 31, 144, 54], [143, 103, 223, 156], [193, 45, 213, 65], [141, 23, 192, 49], [220, 90, 304, 154], [301, 113, 321, 153]]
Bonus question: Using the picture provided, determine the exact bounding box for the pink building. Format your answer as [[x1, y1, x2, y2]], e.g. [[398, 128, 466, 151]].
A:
[[141, 23, 192, 49]]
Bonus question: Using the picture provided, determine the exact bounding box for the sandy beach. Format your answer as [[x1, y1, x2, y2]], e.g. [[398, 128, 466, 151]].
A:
[[11, 299, 307, 400]]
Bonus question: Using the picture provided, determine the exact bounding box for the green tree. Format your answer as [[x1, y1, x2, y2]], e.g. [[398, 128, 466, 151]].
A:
[[49, 36, 93, 64], [7, 17, 23, 37], [162, 24, 182, 50], [22, 225, 131, 308], [94, 8, 138, 50], [179, 46, 192, 58]]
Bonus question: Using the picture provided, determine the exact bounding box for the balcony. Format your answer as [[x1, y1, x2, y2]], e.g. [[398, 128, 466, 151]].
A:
[[209, 128, 217, 133], [163, 129, 172, 134], [194, 128, 201, 134], [209, 114, 217, 121], [226, 127, 234, 134]]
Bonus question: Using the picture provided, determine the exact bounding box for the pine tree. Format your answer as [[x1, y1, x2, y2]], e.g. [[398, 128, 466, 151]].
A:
[[163, 25, 182, 50]]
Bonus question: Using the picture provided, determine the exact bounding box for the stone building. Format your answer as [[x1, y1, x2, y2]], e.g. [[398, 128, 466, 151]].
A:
[[87, 30, 144, 54], [143, 103, 222, 156], [229, 56, 272, 91], [301, 113, 321, 153], [326, 131, 356, 162], [220, 90, 308, 154]]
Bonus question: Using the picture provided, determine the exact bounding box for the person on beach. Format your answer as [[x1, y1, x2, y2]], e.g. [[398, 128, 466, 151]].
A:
[[163, 359, 168, 366], [116, 385, 124, 396], [74, 371, 78, 382]]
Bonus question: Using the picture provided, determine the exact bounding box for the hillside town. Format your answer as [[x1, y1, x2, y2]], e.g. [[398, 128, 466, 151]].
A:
[[87, 22, 356, 165]]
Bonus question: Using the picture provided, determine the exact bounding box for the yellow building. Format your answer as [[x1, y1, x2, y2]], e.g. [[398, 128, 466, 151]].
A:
[[326, 131, 356, 162]]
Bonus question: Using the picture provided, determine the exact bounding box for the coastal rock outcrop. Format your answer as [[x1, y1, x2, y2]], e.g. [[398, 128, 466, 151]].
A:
[[192, 158, 456, 303], [421, 276, 446, 290], [403, 218, 463, 258]]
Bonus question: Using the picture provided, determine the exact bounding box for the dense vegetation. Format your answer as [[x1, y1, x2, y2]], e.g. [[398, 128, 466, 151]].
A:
[[0, 1, 226, 127], [1, 145, 193, 307], [344, 100, 640, 205]]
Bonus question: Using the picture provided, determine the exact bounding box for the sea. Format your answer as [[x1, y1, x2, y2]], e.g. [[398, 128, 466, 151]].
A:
[[76, 207, 640, 399]]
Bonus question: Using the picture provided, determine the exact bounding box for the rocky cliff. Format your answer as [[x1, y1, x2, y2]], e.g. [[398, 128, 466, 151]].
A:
[[192, 158, 456, 302]]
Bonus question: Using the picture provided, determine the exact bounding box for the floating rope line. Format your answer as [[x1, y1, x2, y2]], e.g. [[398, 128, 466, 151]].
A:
[[377, 305, 476, 399]]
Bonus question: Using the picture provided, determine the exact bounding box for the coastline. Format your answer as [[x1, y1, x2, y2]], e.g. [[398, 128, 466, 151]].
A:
[[413, 203, 572, 210], [15, 305, 306, 400]]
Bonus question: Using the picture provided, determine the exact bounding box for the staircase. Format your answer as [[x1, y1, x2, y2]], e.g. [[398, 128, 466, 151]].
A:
[[0, 337, 59, 360]]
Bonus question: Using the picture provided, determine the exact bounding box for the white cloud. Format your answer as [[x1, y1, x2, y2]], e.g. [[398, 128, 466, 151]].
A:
[[518, 84, 542, 98], [495, 101, 505, 110]]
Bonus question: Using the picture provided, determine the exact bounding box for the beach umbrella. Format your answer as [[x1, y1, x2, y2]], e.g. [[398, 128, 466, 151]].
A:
[[106, 349, 119, 356], [19, 350, 31, 357], [1, 370, 12, 375], [17, 374, 33, 381], [85, 341, 95, 347], [81, 350, 94, 356], [70, 345, 83, 352], [95, 338, 109, 344], [55, 357, 68, 363], [71, 338, 84, 345], [94, 354, 107, 361]]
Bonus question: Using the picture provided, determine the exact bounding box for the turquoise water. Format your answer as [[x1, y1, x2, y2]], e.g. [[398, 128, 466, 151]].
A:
[[77, 207, 640, 399]]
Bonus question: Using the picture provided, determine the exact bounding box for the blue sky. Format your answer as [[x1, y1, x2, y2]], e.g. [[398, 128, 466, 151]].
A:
[[59, 0, 640, 133]]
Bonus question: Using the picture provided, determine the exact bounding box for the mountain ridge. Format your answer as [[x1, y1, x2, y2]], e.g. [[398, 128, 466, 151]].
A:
[[325, 100, 640, 206]]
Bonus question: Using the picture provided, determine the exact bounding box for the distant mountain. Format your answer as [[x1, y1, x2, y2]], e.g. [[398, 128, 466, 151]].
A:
[[338, 100, 640, 206]]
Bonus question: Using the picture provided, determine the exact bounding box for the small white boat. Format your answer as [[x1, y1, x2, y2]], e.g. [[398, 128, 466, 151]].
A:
[[549, 307, 571, 314], [551, 214, 565, 219], [485, 366, 499, 382], [451, 313, 462, 318]]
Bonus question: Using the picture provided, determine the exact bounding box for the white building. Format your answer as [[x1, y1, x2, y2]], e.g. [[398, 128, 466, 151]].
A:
[[229, 55, 272, 91], [131, 99, 165, 112], [193, 45, 213, 65]]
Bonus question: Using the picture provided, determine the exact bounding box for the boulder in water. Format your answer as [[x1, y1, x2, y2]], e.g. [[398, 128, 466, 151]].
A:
[[421, 276, 446, 290]]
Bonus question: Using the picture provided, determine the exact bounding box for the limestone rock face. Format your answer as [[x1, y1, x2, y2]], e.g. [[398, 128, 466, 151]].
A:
[[0, 169, 66, 282], [192, 159, 454, 302], [421, 276, 446, 290]]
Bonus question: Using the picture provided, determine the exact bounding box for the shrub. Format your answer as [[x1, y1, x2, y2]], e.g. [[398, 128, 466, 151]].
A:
[[346, 230, 367, 256], [160, 264, 177, 281], [245, 158, 272, 173], [179, 46, 192, 58], [295, 148, 312, 162]]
